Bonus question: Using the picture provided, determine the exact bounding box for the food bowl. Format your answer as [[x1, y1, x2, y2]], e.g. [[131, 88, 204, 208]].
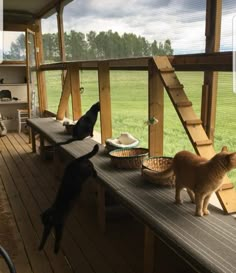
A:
[[142, 156, 175, 186], [109, 147, 149, 169], [63, 121, 74, 135]]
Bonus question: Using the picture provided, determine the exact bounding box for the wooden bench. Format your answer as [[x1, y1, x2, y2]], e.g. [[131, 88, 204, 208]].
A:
[[27, 117, 72, 152], [27, 117, 236, 273]]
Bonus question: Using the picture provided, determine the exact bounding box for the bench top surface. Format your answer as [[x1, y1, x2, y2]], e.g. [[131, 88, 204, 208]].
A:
[[27, 117, 72, 143], [61, 139, 236, 273], [27, 118, 236, 273]]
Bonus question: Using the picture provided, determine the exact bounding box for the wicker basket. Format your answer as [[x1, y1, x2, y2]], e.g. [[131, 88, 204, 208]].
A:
[[142, 157, 175, 186], [109, 148, 149, 169]]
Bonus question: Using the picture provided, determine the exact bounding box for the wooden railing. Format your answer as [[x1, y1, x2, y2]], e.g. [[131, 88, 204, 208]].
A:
[[37, 51, 236, 214]]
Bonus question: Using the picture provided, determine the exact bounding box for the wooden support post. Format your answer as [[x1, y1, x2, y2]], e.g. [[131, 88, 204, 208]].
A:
[[70, 65, 81, 121], [96, 183, 106, 233], [98, 62, 112, 144], [144, 226, 155, 273], [56, 70, 72, 120], [56, 65, 81, 121], [30, 128, 36, 153], [148, 59, 164, 157], [201, 0, 222, 141], [34, 20, 47, 114], [56, 3, 69, 117]]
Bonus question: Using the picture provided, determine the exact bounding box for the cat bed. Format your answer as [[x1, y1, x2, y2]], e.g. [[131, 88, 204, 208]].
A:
[[109, 147, 148, 169], [141, 156, 175, 186], [105, 133, 139, 152]]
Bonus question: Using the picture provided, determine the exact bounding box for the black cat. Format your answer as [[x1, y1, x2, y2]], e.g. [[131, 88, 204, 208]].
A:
[[38, 144, 99, 254], [57, 101, 100, 146]]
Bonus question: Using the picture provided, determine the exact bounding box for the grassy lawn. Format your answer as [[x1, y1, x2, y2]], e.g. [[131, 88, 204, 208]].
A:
[[45, 70, 236, 183]]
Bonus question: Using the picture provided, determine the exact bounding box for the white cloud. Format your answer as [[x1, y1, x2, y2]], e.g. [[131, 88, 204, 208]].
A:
[[40, 0, 236, 54]]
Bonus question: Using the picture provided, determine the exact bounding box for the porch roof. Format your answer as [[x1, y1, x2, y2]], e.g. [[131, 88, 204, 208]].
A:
[[3, 0, 73, 25]]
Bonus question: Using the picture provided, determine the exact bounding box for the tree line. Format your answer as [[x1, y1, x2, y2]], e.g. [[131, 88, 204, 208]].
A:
[[5, 30, 174, 61]]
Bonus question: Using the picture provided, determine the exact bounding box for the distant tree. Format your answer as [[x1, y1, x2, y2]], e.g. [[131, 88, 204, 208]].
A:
[[65, 30, 87, 60], [163, 39, 174, 55], [43, 33, 60, 61], [86, 31, 97, 59], [5, 33, 26, 60], [5, 30, 174, 61]]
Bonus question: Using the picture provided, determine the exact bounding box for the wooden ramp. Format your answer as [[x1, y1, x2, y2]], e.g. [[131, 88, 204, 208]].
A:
[[153, 56, 236, 214]]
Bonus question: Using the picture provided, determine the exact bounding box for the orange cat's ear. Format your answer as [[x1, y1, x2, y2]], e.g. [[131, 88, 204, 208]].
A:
[[221, 146, 228, 152]]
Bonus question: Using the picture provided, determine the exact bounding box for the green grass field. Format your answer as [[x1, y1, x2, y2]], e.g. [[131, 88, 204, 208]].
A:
[[45, 70, 236, 183]]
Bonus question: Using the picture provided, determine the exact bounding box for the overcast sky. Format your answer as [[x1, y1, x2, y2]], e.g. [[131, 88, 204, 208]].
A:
[[3, 0, 236, 54], [40, 0, 236, 54]]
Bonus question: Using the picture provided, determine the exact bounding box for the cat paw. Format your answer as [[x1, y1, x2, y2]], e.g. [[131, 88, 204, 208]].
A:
[[203, 210, 210, 216], [195, 211, 203, 217], [175, 199, 183, 205]]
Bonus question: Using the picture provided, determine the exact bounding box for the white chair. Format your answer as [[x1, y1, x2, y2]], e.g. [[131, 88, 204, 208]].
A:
[[17, 109, 29, 133]]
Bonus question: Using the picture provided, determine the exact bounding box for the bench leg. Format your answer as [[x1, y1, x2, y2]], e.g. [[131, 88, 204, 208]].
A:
[[97, 183, 106, 233], [30, 128, 36, 153], [144, 226, 155, 273]]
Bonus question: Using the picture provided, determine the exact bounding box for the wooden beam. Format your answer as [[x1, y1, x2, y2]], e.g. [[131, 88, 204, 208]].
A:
[[201, 0, 222, 141], [56, 70, 72, 120], [36, 0, 72, 19], [39, 52, 233, 72], [148, 59, 164, 157], [56, 4, 66, 62], [4, 23, 39, 32], [56, 3, 69, 117], [70, 66, 82, 121], [98, 62, 112, 144], [34, 20, 47, 114]]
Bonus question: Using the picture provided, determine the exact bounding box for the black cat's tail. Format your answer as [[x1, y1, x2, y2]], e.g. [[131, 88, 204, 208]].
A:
[[78, 144, 99, 161]]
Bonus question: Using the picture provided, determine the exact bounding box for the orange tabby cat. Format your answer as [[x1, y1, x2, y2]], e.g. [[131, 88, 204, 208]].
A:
[[148, 147, 236, 216]]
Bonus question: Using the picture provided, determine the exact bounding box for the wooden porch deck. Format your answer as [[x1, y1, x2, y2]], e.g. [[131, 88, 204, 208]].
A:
[[0, 133, 193, 273]]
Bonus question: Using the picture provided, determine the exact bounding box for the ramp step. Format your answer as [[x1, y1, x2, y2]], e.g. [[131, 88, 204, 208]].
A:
[[159, 67, 175, 73], [167, 84, 184, 90], [220, 183, 234, 191], [195, 139, 212, 146], [176, 101, 192, 107]]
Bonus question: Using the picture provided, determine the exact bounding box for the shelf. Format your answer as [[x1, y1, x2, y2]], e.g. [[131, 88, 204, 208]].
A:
[[0, 83, 27, 86], [0, 100, 27, 105]]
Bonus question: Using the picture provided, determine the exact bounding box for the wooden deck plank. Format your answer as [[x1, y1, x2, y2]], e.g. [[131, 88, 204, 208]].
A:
[[0, 133, 146, 273], [5, 134, 96, 273], [11, 133, 137, 273], [0, 177, 32, 273], [15, 134, 139, 273], [0, 136, 55, 273]]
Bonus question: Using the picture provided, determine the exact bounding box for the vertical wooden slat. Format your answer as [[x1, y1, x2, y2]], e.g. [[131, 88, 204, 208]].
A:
[[202, 0, 222, 141], [56, 4, 66, 62], [201, 84, 209, 130], [34, 20, 47, 114], [148, 59, 164, 157], [56, 4, 69, 118], [70, 65, 81, 120], [98, 62, 112, 144], [144, 226, 155, 273]]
